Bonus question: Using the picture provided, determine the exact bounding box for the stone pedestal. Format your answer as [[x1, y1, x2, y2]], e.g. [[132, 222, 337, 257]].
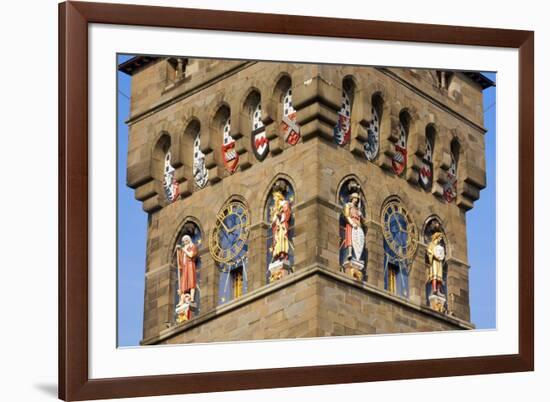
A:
[[175, 303, 190, 324], [342, 259, 364, 281], [175, 298, 198, 324], [429, 293, 447, 313], [268, 260, 292, 282]]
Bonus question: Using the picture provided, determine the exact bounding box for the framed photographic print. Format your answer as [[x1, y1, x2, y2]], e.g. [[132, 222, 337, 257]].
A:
[[59, 1, 534, 401]]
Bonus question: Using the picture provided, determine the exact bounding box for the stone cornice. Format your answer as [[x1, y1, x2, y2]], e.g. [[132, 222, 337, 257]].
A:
[[141, 263, 473, 345], [377, 67, 487, 134], [126, 61, 257, 126]]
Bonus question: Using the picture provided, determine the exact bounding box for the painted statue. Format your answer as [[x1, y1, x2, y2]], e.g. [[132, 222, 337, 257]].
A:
[[270, 191, 292, 262], [427, 231, 446, 295], [176, 234, 198, 306], [343, 192, 366, 262]]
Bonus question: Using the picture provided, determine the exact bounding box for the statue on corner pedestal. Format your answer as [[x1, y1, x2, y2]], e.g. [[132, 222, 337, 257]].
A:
[[426, 227, 447, 313], [340, 188, 367, 281]]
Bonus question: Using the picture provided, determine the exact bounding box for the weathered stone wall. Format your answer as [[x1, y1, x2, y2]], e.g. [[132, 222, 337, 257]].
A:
[[126, 58, 487, 342], [144, 266, 471, 345]]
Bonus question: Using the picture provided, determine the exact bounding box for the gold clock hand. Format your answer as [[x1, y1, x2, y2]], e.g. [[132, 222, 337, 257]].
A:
[[227, 216, 242, 232], [217, 216, 230, 232]]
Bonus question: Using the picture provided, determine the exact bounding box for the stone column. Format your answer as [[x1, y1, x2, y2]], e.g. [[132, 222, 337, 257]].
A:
[[446, 258, 471, 322]]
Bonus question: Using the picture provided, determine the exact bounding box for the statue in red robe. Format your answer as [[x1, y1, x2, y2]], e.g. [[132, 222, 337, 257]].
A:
[[176, 235, 198, 306]]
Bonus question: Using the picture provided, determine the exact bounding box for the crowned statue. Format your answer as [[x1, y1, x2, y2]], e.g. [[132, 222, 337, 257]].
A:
[[267, 185, 293, 282], [270, 191, 292, 262], [426, 224, 447, 313]]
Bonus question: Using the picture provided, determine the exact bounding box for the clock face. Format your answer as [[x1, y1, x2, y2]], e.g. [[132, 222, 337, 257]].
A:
[[382, 202, 418, 260], [209, 201, 250, 264]]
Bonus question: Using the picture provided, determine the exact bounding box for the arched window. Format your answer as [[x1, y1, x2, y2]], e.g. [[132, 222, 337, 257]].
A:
[[381, 200, 418, 298], [364, 94, 383, 161], [444, 139, 459, 202], [214, 105, 238, 174], [172, 221, 202, 324], [424, 217, 448, 313], [245, 91, 269, 160], [338, 179, 367, 281], [436, 70, 453, 91], [184, 120, 208, 189], [333, 78, 354, 146], [209, 199, 250, 304], [392, 111, 410, 177], [153, 134, 179, 204], [419, 125, 436, 191], [266, 179, 295, 283]]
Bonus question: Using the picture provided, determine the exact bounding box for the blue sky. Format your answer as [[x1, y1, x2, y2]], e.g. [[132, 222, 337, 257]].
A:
[[116, 55, 496, 346]]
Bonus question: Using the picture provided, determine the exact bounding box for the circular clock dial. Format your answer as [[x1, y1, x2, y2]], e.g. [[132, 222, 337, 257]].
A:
[[209, 201, 250, 264], [382, 201, 418, 260]]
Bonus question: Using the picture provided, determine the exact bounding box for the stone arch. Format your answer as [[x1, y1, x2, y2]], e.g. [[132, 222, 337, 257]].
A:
[[342, 74, 358, 109], [241, 88, 263, 141], [271, 72, 293, 102], [418, 122, 438, 191], [421, 214, 449, 245], [168, 216, 205, 264], [268, 72, 302, 153], [202, 97, 231, 155], [260, 172, 298, 218], [336, 174, 368, 211], [150, 131, 173, 183], [379, 194, 405, 220]]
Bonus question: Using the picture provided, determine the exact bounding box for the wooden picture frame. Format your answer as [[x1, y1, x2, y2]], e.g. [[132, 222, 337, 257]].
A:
[[59, 1, 534, 400]]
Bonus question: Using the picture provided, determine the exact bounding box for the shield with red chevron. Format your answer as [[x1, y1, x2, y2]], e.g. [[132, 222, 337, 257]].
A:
[[252, 127, 269, 160], [251, 102, 269, 160], [250, 103, 269, 160]]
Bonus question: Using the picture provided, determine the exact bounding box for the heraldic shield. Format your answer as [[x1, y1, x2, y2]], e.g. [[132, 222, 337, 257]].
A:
[[351, 226, 365, 261], [419, 159, 433, 190], [252, 127, 269, 160], [282, 88, 300, 145], [392, 145, 407, 176], [251, 102, 269, 160]]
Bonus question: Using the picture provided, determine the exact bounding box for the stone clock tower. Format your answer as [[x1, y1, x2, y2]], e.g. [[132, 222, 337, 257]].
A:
[[119, 56, 492, 345]]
